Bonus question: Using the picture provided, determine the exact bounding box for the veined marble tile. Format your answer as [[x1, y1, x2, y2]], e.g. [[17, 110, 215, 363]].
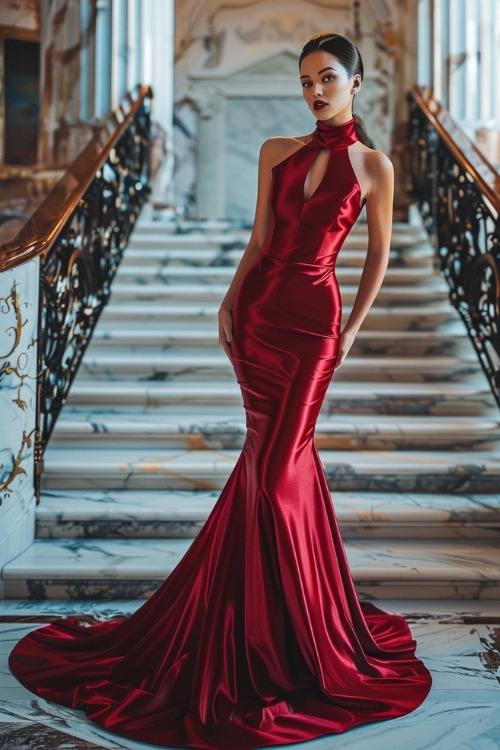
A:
[[408, 621, 500, 655], [0, 723, 110, 749], [2, 538, 192, 579]]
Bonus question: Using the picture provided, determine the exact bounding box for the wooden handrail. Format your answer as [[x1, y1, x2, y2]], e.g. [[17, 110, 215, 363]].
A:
[[0, 84, 152, 272], [409, 85, 500, 210]]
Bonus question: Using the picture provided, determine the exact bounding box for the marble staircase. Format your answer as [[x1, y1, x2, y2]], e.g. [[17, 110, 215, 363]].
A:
[[3, 213, 500, 601]]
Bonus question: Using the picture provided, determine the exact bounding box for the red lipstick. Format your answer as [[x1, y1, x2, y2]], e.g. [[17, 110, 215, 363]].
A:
[[313, 101, 328, 110]]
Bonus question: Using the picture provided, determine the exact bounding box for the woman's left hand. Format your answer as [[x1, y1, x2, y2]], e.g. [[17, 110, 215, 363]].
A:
[[336, 329, 356, 368]]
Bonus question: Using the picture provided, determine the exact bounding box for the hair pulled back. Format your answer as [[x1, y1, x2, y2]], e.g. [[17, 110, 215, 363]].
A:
[[299, 33, 374, 149]]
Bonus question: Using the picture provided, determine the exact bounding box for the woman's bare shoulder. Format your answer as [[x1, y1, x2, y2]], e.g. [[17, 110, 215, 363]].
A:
[[351, 145, 393, 185], [363, 150, 394, 188], [260, 135, 309, 169]]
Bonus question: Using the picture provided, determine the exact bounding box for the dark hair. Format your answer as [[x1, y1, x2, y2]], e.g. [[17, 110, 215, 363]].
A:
[[299, 33, 375, 149]]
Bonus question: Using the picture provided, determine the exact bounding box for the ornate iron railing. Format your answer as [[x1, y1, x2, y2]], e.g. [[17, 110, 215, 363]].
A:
[[0, 85, 153, 479], [409, 86, 500, 408]]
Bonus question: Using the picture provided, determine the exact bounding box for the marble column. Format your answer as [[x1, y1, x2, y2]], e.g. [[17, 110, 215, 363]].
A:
[[186, 50, 316, 223], [0, 261, 39, 592], [191, 90, 226, 220]]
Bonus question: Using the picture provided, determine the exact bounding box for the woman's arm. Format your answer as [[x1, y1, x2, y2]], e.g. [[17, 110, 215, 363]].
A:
[[218, 140, 276, 362], [336, 151, 394, 368]]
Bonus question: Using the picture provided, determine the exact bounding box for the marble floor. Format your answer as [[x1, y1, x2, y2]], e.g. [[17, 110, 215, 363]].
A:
[[0, 600, 499, 749]]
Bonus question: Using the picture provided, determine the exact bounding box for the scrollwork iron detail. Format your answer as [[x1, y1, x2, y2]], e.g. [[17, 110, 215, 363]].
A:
[[38, 98, 152, 446], [409, 95, 500, 407]]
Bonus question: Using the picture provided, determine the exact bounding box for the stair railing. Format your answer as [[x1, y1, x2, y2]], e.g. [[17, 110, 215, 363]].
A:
[[0, 85, 153, 489], [408, 86, 500, 408]]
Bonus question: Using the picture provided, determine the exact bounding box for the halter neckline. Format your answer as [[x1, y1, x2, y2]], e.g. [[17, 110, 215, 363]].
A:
[[311, 117, 358, 149]]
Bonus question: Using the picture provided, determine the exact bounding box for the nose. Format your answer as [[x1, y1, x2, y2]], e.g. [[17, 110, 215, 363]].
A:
[[312, 82, 323, 97]]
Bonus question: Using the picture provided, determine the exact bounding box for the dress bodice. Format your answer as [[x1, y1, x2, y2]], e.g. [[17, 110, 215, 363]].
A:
[[259, 118, 362, 267]]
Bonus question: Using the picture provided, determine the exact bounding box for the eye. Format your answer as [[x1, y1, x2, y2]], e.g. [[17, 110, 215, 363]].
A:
[[301, 81, 312, 88], [322, 74, 335, 82]]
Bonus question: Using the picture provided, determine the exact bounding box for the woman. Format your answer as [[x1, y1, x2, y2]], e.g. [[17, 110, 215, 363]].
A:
[[9, 33, 431, 749]]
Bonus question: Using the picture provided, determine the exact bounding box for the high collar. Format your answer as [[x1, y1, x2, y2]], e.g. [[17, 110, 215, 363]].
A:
[[311, 117, 358, 149]]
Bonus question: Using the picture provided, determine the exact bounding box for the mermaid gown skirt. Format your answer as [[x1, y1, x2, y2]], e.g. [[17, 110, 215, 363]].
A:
[[9, 119, 431, 749]]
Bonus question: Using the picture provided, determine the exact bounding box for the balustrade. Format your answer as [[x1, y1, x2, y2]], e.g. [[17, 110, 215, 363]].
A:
[[409, 86, 500, 408], [0, 85, 153, 495]]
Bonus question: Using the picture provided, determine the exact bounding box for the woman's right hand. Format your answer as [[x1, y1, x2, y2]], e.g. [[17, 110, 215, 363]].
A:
[[218, 306, 233, 364]]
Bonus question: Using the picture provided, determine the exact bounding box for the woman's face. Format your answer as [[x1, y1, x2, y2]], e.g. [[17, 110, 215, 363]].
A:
[[299, 50, 360, 124]]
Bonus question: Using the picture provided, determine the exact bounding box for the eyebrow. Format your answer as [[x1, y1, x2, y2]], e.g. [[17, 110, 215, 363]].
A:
[[299, 66, 336, 79]]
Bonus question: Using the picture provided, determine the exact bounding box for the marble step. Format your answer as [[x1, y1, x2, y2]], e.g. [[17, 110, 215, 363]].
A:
[[116, 263, 438, 287], [128, 229, 249, 249], [40, 447, 500, 493], [3, 536, 500, 600], [122, 243, 436, 271], [129, 219, 426, 245], [35, 489, 500, 540], [65, 379, 495, 416], [88, 325, 470, 358], [107, 281, 448, 306], [51, 411, 500, 452], [77, 348, 480, 383], [99, 300, 459, 330]]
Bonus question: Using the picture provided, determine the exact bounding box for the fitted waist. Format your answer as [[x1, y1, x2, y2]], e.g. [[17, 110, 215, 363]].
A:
[[258, 253, 335, 274]]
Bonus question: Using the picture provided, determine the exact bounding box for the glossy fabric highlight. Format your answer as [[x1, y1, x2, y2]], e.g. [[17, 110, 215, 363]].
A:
[[9, 118, 431, 749]]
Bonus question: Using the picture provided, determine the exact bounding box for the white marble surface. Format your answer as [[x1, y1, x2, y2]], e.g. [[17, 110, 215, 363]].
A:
[[1, 600, 499, 749]]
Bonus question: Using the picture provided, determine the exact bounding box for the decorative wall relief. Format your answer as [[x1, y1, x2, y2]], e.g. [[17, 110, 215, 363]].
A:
[[0, 278, 37, 503], [0, 260, 39, 571], [173, 0, 409, 218]]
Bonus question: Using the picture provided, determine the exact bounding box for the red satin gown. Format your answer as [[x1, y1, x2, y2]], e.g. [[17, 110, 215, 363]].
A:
[[9, 118, 431, 749]]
